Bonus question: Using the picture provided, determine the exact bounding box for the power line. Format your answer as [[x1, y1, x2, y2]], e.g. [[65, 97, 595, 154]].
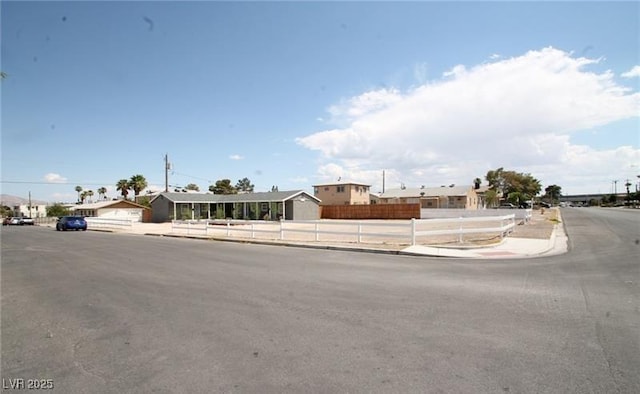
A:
[[0, 180, 164, 186]]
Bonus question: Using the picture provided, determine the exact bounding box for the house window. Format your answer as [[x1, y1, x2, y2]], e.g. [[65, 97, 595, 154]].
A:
[[324, 187, 329, 191], [337, 186, 345, 193]]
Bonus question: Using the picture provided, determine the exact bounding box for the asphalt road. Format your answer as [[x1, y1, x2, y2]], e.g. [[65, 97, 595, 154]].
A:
[[1, 208, 638, 393]]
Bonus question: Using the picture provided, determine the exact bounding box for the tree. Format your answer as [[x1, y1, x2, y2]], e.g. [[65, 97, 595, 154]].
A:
[[137, 196, 151, 207], [236, 177, 254, 193], [129, 174, 148, 196], [75, 186, 83, 202], [97, 187, 107, 200], [46, 203, 70, 217], [209, 179, 237, 195], [544, 185, 562, 202], [484, 189, 499, 208], [86, 190, 94, 203], [116, 179, 130, 200], [1, 205, 13, 217], [473, 177, 482, 190], [486, 167, 541, 201], [185, 183, 200, 192], [271, 185, 279, 192], [79, 191, 87, 204]]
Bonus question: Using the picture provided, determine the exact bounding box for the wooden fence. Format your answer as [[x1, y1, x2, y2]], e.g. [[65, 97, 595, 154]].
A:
[[320, 203, 420, 219]]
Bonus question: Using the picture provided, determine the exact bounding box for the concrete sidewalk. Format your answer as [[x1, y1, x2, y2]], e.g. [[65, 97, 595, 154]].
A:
[[402, 223, 568, 258]]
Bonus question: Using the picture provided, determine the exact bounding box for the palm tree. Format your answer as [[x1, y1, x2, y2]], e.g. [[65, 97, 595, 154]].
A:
[[473, 178, 482, 190], [116, 179, 130, 200], [75, 186, 83, 202], [97, 187, 107, 200], [86, 190, 94, 203], [80, 191, 88, 204], [129, 174, 148, 197]]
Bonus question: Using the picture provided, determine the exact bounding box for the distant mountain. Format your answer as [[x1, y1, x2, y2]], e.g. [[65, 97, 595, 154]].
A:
[[0, 194, 49, 206]]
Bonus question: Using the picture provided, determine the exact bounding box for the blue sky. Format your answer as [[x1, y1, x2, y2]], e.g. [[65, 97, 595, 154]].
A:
[[2, 1, 639, 202]]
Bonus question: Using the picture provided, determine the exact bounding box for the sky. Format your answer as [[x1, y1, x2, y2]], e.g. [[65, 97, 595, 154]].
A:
[[1, 1, 639, 203]]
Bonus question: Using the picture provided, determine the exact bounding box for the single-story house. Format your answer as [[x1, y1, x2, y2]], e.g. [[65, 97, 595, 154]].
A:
[[379, 185, 479, 210], [72, 199, 150, 222], [150, 190, 321, 222]]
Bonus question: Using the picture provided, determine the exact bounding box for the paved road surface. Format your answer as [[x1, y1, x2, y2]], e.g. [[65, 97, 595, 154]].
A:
[[1, 208, 638, 393]]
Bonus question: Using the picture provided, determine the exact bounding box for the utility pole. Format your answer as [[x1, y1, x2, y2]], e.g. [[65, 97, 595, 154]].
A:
[[28, 191, 32, 218], [164, 154, 170, 192], [382, 170, 385, 194]]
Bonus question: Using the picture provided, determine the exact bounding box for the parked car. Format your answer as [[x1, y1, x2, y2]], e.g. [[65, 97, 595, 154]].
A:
[[3, 217, 23, 225], [21, 217, 35, 225], [56, 216, 87, 231], [540, 202, 552, 208], [499, 203, 517, 209]]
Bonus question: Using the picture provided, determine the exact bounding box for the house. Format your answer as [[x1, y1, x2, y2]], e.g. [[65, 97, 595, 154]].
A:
[[312, 181, 371, 205], [11, 203, 49, 218], [379, 185, 480, 210], [150, 190, 321, 222], [72, 200, 149, 222]]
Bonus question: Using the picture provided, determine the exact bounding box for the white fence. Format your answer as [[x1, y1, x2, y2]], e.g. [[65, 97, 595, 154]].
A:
[[421, 208, 532, 222], [85, 217, 136, 229], [171, 214, 516, 246]]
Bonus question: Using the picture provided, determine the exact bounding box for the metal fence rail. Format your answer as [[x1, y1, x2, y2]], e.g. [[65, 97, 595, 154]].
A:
[[85, 217, 135, 229], [171, 214, 516, 246]]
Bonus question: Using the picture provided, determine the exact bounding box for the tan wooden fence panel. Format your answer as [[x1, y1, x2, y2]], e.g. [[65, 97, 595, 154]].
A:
[[320, 204, 420, 219]]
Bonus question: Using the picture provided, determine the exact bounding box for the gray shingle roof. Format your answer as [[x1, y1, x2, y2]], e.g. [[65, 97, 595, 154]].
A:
[[152, 190, 320, 204]]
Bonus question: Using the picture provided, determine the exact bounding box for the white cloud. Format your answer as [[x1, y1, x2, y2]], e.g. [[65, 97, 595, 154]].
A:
[[44, 173, 67, 183], [229, 154, 244, 160], [621, 65, 640, 78], [297, 47, 640, 195]]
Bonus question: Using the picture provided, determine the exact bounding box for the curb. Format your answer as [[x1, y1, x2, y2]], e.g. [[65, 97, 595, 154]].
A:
[[144, 232, 410, 256]]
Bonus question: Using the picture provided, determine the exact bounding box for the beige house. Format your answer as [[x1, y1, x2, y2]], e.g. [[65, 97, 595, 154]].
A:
[[313, 181, 371, 205], [379, 185, 479, 209]]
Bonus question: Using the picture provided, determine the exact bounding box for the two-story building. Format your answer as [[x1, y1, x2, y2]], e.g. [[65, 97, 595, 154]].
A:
[[312, 181, 371, 205]]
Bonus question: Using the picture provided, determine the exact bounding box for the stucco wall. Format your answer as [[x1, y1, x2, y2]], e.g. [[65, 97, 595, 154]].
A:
[[291, 199, 320, 220], [151, 196, 171, 223]]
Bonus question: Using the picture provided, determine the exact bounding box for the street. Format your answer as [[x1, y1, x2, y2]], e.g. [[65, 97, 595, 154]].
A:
[[1, 208, 639, 393]]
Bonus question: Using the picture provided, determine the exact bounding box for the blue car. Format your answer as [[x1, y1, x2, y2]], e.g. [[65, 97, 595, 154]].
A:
[[56, 216, 87, 231]]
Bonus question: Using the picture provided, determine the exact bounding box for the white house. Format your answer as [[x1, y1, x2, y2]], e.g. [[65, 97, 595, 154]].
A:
[[72, 200, 149, 222]]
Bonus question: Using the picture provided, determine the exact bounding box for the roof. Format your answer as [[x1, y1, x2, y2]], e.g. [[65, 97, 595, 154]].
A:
[[380, 185, 474, 199], [151, 190, 321, 204], [71, 199, 148, 210], [312, 181, 371, 187]]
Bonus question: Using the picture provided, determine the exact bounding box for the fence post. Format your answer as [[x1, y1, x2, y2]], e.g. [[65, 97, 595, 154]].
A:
[[226, 219, 230, 236], [357, 222, 362, 243], [411, 218, 416, 246], [315, 222, 319, 241], [280, 220, 284, 240], [205, 221, 209, 236]]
